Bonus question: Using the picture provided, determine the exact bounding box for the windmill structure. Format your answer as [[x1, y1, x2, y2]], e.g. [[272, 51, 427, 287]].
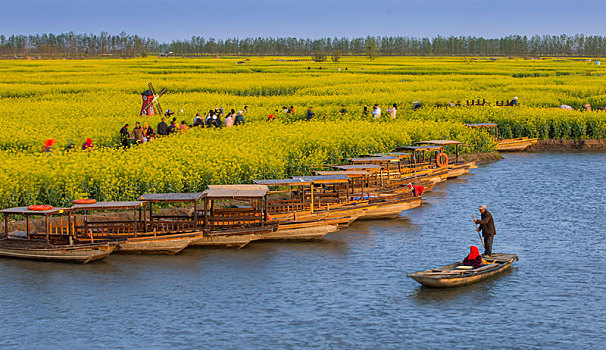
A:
[[140, 82, 167, 116]]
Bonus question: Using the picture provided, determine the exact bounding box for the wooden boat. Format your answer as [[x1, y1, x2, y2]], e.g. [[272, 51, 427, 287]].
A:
[[496, 137, 538, 151], [0, 239, 115, 264], [465, 123, 538, 152], [409, 140, 476, 179], [0, 206, 116, 264], [407, 253, 519, 288]]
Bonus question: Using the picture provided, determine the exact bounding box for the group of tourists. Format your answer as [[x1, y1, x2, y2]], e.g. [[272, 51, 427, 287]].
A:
[[119, 106, 248, 148]]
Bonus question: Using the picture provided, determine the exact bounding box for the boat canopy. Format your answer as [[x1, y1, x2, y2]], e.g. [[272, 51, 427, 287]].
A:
[[138, 193, 204, 203], [71, 201, 146, 211], [313, 170, 370, 177], [366, 152, 412, 158], [465, 123, 498, 128], [416, 140, 462, 146], [204, 184, 269, 199], [348, 156, 400, 163], [396, 145, 443, 151], [0, 206, 66, 216], [333, 164, 383, 170], [253, 178, 312, 186], [292, 175, 350, 184]]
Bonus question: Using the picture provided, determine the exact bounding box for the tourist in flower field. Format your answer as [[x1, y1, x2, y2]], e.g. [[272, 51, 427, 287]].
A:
[[287, 106, 295, 115], [225, 112, 234, 127], [339, 105, 347, 115], [64, 139, 76, 152], [267, 110, 277, 121], [157, 118, 168, 136], [164, 109, 175, 118], [585, 103, 592, 111], [82, 138, 94, 151], [388, 103, 397, 119], [168, 120, 178, 134], [362, 106, 369, 117], [234, 111, 245, 125], [143, 123, 155, 142], [193, 113, 203, 127], [306, 107, 315, 121], [43, 139, 56, 153], [511, 96, 518, 106], [133, 122, 144, 143], [119, 123, 130, 148], [180, 121, 188, 132], [371, 104, 381, 118]]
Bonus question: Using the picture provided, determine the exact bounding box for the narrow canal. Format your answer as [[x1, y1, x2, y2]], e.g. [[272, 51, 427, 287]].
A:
[[1, 153, 605, 348]]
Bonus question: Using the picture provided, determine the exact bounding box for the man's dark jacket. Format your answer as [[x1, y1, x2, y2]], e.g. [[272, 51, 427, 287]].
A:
[[157, 121, 168, 135], [477, 210, 496, 237]]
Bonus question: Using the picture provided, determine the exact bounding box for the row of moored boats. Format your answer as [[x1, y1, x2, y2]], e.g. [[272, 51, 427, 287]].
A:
[[0, 140, 476, 264]]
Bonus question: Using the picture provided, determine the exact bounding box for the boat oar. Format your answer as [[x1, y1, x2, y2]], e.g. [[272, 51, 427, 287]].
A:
[[472, 214, 485, 248]]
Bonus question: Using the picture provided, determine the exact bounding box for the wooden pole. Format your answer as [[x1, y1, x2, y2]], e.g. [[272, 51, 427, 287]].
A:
[[68, 212, 73, 245], [264, 196, 268, 224], [133, 208, 137, 237], [3, 214, 8, 239], [473, 214, 485, 248], [203, 198, 208, 228], [26, 215, 30, 240], [45, 215, 49, 242], [310, 183, 314, 213], [194, 200, 198, 229]]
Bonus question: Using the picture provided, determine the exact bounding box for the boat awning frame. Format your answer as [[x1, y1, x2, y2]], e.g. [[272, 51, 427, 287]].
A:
[[70, 201, 146, 211], [138, 193, 204, 203], [203, 185, 269, 199]]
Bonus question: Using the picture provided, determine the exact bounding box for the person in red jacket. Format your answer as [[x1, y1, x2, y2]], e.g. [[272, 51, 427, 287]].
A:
[[462, 246, 482, 268], [82, 138, 94, 151]]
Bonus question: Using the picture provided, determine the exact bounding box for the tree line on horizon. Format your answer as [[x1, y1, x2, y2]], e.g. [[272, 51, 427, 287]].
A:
[[1, 32, 605, 58]]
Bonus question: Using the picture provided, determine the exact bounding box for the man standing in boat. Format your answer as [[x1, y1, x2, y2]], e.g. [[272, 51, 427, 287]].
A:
[[474, 205, 496, 256]]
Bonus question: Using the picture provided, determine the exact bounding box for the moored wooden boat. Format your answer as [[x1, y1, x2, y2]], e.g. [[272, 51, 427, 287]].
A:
[[0, 240, 115, 264], [0, 206, 116, 264], [497, 137, 538, 152], [465, 123, 538, 152], [407, 253, 519, 288]]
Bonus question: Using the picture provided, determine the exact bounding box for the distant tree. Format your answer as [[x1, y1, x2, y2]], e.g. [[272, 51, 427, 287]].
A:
[[365, 37, 378, 60], [331, 50, 341, 62], [312, 52, 327, 62]]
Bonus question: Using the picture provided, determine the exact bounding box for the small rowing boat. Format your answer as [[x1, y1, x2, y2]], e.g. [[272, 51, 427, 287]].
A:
[[407, 253, 518, 288]]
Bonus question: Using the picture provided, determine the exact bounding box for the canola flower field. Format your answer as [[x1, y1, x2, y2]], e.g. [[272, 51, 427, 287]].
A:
[[1, 56, 605, 207]]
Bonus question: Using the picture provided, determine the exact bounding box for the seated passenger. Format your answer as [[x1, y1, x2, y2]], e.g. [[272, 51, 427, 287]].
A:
[[462, 246, 482, 268]]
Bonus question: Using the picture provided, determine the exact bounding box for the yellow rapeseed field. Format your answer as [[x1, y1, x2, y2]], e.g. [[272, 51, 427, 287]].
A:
[[0, 56, 605, 206]]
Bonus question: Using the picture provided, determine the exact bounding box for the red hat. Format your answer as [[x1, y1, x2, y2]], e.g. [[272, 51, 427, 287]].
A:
[[86, 138, 93, 144]]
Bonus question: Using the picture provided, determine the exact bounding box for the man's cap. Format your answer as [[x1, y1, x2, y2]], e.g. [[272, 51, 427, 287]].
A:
[[479, 205, 487, 210]]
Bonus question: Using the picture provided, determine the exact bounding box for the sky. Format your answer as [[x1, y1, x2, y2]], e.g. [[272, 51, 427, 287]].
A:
[[2, 0, 605, 41]]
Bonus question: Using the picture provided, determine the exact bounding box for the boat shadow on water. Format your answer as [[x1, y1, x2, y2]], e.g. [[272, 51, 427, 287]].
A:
[[408, 267, 516, 304]]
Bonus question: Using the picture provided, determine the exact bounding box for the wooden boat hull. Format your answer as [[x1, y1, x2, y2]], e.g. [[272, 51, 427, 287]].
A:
[[355, 197, 422, 220], [262, 224, 337, 240], [115, 236, 194, 255], [0, 241, 115, 264], [407, 253, 518, 288], [497, 138, 538, 152], [190, 234, 254, 248]]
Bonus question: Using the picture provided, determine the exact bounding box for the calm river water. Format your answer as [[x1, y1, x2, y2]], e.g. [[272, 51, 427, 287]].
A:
[[1, 153, 605, 349]]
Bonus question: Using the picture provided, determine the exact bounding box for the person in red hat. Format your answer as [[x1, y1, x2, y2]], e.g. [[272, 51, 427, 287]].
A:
[[462, 246, 482, 268], [43, 139, 56, 153], [82, 138, 94, 151]]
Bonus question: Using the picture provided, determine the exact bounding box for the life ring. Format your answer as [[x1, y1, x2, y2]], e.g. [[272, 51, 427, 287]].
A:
[[436, 152, 449, 168], [73, 199, 97, 204], [27, 205, 53, 211]]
